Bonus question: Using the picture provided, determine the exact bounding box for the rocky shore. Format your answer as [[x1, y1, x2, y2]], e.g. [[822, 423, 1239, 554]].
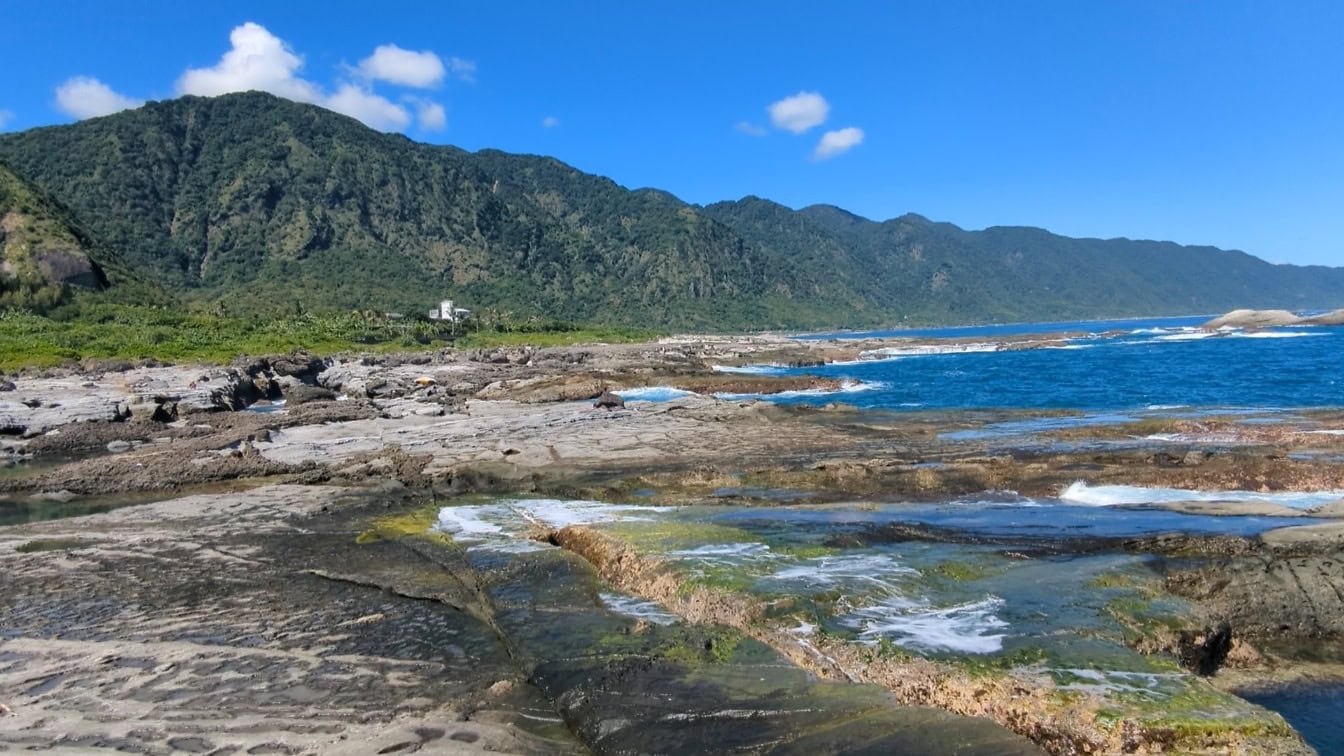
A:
[[4, 332, 1343, 753]]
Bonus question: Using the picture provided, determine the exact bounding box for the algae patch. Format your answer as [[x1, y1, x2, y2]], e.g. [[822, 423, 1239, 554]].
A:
[[356, 505, 452, 545]]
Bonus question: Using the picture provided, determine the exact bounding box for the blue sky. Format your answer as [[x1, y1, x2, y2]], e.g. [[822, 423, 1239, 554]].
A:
[[2, 1, 1342, 266]]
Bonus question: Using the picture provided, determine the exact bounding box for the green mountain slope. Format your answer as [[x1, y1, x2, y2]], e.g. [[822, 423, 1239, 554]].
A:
[[704, 198, 1344, 324], [0, 161, 108, 310], [0, 93, 834, 328], [0, 92, 1341, 328]]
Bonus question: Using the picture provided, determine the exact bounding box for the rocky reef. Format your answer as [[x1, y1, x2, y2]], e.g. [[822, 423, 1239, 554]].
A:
[[3, 332, 1343, 753]]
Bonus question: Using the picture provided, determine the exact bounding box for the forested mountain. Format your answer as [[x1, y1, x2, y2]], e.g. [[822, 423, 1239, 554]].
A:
[[0, 161, 108, 310], [1, 92, 1340, 328]]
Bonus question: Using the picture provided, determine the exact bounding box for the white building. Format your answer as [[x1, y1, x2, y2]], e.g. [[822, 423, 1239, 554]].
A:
[[428, 299, 472, 322]]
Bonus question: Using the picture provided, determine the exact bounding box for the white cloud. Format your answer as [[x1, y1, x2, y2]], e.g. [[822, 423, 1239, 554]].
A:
[[541, 115, 560, 128], [177, 23, 467, 132], [415, 100, 447, 131], [813, 127, 865, 160], [768, 91, 829, 134], [324, 84, 411, 131], [735, 121, 767, 137], [358, 44, 445, 88], [54, 76, 143, 120], [177, 22, 321, 102], [0, 109, 13, 130], [448, 57, 477, 83]]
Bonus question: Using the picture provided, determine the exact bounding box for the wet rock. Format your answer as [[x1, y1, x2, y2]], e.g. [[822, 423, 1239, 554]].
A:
[[593, 391, 625, 411], [1179, 623, 1234, 676], [269, 352, 327, 380], [283, 385, 336, 406], [0, 379, 15, 392]]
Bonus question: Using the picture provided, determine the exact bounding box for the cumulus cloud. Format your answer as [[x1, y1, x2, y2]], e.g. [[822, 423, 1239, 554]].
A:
[[177, 22, 321, 102], [448, 57, 477, 83], [415, 100, 447, 130], [358, 44, 445, 88], [175, 22, 467, 133], [55, 76, 143, 120], [541, 115, 560, 128], [0, 110, 13, 130], [734, 121, 767, 137], [813, 127, 865, 159], [769, 91, 829, 134], [322, 84, 409, 131]]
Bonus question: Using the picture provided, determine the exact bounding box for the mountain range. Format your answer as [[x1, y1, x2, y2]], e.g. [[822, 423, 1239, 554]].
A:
[[1, 91, 1341, 329]]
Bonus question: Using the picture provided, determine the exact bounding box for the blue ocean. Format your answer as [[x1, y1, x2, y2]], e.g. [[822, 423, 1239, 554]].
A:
[[714, 316, 1342, 412], [662, 315, 1344, 751]]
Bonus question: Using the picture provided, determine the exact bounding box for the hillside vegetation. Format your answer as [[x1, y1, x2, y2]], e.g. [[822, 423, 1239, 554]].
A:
[[1, 92, 1342, 329]]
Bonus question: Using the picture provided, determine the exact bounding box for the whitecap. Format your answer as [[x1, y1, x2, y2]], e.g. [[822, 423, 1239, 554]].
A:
[[1234, 331, 1323, 339], [1155, 331, 1219, 341], [841, 595, 1008, 654], [1059, 481, 1344, 509], [714, 379, 887, 401]]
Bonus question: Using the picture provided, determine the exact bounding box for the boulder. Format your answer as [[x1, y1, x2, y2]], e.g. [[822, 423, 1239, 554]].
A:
[[1301, 308, 1344, 326], [593, 391, 625, 410], [283, 384, 337, 406], [1202, 309, 1301, 329]]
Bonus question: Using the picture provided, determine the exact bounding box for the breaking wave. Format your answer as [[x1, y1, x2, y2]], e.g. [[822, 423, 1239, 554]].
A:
[[1060, 481, 1344, 510]]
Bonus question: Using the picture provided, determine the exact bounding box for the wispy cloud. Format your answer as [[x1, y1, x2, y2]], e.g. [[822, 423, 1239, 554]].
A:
[[414, 99, 447, 130], [541, 115, 560, 128], [358, 44, 445, 88], [769, 91, 829, 134], [735, 121, 767, 137], [54, 76, 142, 120], [813, 126, 865, 159], [0, 109, 13, 130], [448, 57, 477, 83]]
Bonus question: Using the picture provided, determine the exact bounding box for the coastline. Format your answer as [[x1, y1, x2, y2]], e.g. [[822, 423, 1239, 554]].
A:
[[3, 326, 1342, 754]]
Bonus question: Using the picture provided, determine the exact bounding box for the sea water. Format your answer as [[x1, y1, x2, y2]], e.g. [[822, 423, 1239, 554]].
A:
[[758, 317, 1344, 411]]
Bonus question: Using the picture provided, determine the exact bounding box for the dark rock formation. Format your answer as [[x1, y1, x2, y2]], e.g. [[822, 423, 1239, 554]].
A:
[[593, 391, 625, 410]]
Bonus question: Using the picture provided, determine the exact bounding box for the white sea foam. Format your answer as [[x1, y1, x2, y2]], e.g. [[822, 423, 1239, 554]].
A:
[[1237, 330, 1322, 339], [434, 499, 669, 550], [860, 340, 999, 357], [710, 364, 791, 375], [714, 379, 887, 401], [600, 593, 679, 625], [669, 542, 774, 565], [614, 386, 699, 402], [1304, 429, 1344, 436], [1059, 481, 1344, 509], [842, 595, 1008, 654], [1155, 331, 1218, 341], [764, 554, 916, 592], [1050, 668, 1185, 698]]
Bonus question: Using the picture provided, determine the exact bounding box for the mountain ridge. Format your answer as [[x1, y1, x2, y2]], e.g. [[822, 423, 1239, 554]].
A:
[[0, 92, 1340, 328]]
